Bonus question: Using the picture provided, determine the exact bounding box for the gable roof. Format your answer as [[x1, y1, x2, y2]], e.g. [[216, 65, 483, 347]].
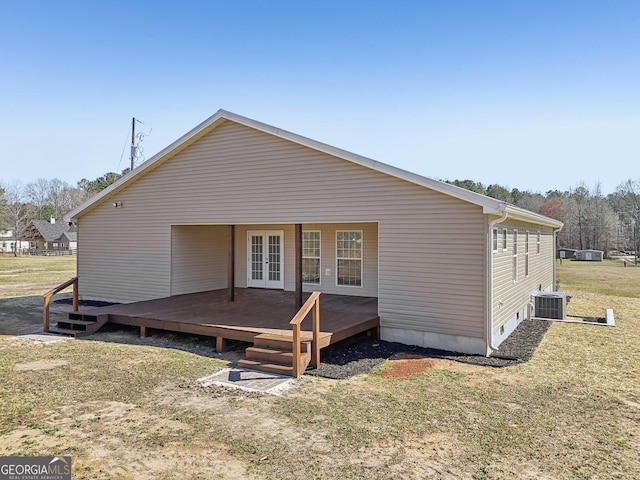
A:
[[59, 231, 77, 242], [24, 220, 71, 242], [66, 110, 563, 229]]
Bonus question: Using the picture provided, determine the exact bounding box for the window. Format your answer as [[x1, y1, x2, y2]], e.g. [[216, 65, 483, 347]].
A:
[[502, 228, 508, 251], [336, 231, 362, 287], [302, 231, 321, 284], [537, 231, 541, 255], [492, 228, 498, 252], [525, 231, 530, 277], [512, 229, 518, 282]]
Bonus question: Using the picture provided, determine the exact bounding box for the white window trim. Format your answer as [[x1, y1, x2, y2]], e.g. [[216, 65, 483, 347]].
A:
[[525, 230, 530, 278], [492, 228, 498, 253], [513, 229, 518, 283], [336, 230, 363, 288], [536, 231, 541, 255], [302, 230, 321, 285], [502, 228, 508, 252]]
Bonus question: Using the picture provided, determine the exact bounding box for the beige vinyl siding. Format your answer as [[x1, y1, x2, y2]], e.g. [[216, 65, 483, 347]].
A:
[[232, 223, 378, 297], [77, 120, 486, 339], [492, 223, 556, 331], [171, 225, 228, 295], [77, 206, 171, 303]]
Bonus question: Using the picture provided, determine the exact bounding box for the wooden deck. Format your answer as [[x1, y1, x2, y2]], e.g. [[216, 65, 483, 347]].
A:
[[79, 289, 379, 349]]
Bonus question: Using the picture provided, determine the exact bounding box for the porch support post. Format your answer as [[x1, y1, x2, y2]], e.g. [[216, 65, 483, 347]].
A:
[[295, 223, 303, 309], [228, 225, 235, 302]]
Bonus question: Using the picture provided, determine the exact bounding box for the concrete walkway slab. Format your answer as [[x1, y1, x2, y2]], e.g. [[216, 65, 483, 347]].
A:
[[198, 368, 295, 395], [12, 332, 73, 344]]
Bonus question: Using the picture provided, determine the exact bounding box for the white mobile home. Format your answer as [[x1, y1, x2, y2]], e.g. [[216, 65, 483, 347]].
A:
[[66, 110, 563, 356]]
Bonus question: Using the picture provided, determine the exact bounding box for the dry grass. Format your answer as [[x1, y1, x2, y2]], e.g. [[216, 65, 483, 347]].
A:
[[557, 257, 640, 298], [0, 256, 639, 479], [0, 255, 76, 297]]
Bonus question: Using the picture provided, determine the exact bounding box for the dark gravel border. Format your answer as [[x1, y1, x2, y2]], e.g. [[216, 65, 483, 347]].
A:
[[308, 317, 552, 379], [53, 298, 551, 380], [54, 298, 119, 308]]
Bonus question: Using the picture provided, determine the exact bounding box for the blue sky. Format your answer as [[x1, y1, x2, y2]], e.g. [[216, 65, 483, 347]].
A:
[[1, 1, 638, 195]]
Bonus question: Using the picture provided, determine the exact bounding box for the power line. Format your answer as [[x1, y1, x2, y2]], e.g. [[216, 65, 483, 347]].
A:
[[116, 125, 132, 173]]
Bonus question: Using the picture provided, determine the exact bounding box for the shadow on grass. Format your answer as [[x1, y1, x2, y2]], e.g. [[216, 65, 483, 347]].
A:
[[80, 323, 245, 364], [0, 295, 48, 335], [0, 295, 239, 365]]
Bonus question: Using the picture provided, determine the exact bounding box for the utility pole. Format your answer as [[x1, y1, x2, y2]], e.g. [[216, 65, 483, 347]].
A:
[[130, 117, 136, 171]]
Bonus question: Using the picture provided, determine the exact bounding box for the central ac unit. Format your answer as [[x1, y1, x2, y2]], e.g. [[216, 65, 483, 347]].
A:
[[532, 291, 566, 320]]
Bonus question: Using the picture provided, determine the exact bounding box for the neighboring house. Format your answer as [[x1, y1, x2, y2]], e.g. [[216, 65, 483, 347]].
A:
[[557, 248, 578, 260], [575, 249, 604, 262], [22, 219, 77, 252], [65, 110, 563, 356], [0, 230, 30, 254]]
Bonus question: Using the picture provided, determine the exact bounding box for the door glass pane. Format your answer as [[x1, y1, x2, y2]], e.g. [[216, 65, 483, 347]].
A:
[[251, 235, 263, 280], [268, 235, 281, 281]]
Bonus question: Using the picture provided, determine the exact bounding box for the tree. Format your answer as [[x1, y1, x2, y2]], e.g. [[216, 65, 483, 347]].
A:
[[515, 192, 545, 213], [0, 184, 6, 225], [446, 179, 486, 194], [539, 198, 564, 220], [569, 183, 591, 250], [25, 178, 50, 220], [1, 181, 30, 256], [78, 168, 130, 197], [485, 184, 512, 203], [612, 179, 640, 259]]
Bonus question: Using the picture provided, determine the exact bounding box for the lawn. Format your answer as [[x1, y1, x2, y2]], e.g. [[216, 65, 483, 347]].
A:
[[0, 256, 638, 479], [0, 255, 76, 297]]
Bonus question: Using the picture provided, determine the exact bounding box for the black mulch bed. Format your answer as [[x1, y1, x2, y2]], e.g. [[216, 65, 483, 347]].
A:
[[308, 317, 552, 379], [54, 298, 119, 308]]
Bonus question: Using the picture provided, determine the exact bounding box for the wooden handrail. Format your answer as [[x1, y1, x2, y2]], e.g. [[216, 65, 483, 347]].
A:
[[43, 276, 78, 331], [289, 291, 321, 377]]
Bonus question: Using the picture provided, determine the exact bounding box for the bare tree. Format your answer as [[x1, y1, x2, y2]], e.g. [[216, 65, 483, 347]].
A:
[[25, 178, 50, 220], [1, 181, 30, 256], [612, 179, 640, 260], [569, 183, 591, 250]]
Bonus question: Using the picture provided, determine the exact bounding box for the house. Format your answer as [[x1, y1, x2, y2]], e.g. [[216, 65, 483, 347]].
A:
[[575, 249, 604, 262], [557, 248, 577, 260], [0, 230, 30, 254], [22, 219, 77, 253], [65, 110, 563, 356]]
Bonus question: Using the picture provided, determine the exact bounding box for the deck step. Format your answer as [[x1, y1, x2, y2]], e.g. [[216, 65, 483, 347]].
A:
[[48, 312, 110, 338], [47, 326, 81, 336], [237, 359, 294, 376], [245, 346, 310, 365], [253, 333, 310, 352], [58, 319, 96, 327]]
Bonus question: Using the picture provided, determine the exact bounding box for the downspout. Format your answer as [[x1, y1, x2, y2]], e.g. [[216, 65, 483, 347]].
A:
[[553, 224, 564, 291], [487, 209, 509, 355]]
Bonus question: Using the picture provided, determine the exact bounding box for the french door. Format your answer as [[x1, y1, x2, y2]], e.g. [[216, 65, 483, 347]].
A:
[[247, 231, 284, 289]]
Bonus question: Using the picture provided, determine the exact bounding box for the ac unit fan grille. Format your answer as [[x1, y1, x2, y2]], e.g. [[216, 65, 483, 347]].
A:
[[533, 292, 566, 320]]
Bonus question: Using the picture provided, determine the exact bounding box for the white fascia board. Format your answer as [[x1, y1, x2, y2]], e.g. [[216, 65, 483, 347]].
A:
[[500, 205, 564, 229]]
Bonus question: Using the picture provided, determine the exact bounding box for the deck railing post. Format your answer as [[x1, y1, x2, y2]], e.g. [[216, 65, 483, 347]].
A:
[[311, 296, 320, 368], [43, 296, 50, 331], [42, 276, 79, 333], [72, 277, 79, 312], [292, 322, 301, 378], [289, 291, 321, 377]]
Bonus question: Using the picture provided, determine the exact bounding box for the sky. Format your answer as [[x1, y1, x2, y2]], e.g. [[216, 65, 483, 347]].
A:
[[1, 1, 638, 196]]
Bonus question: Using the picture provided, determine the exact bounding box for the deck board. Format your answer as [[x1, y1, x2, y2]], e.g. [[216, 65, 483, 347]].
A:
[[80, 289, 379, 348]]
